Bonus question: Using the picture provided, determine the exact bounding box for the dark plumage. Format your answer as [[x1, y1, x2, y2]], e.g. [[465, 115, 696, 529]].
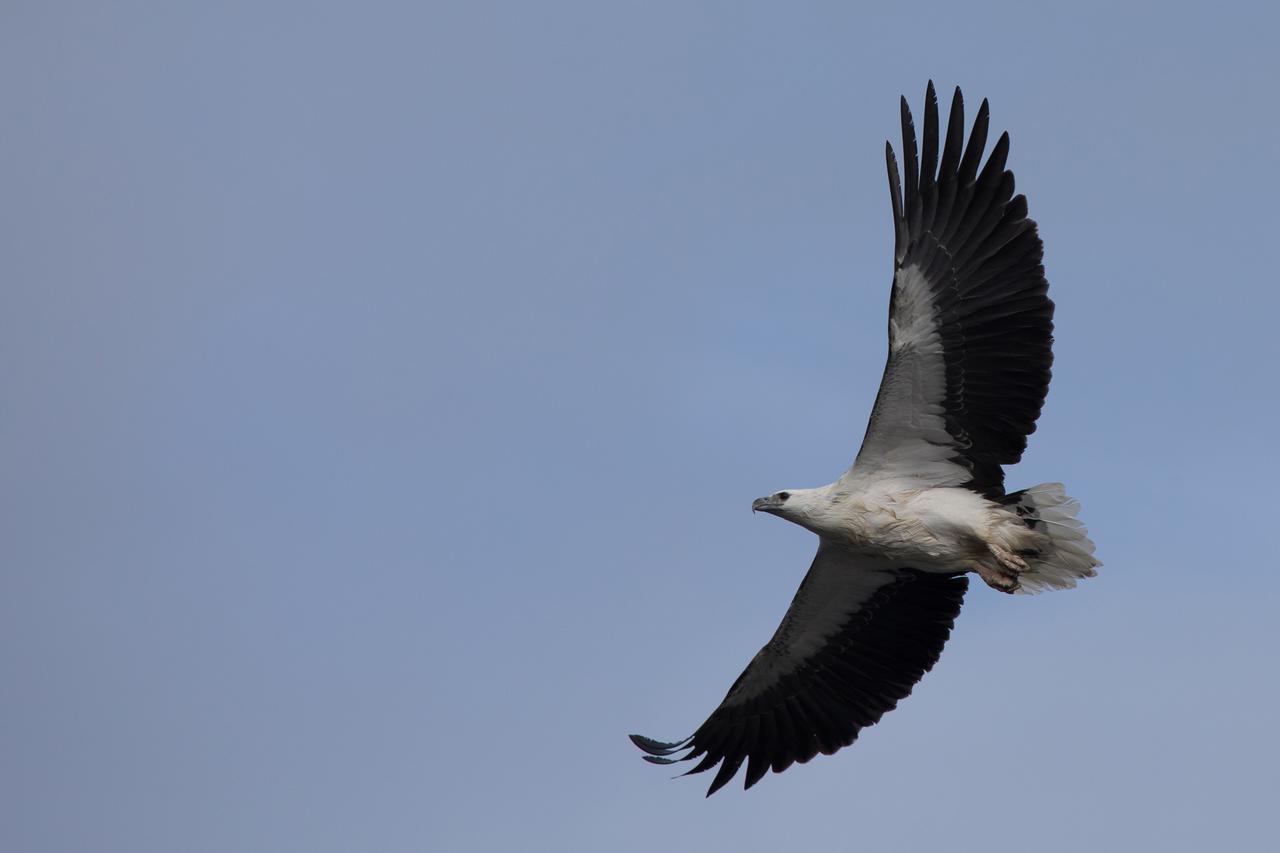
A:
[[632, 569, 966, 796], [881, 82, 1054, 497]]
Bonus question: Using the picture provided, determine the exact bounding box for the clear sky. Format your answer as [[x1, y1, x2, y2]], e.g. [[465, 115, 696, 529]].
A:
[[4, 2, 1279, 851]]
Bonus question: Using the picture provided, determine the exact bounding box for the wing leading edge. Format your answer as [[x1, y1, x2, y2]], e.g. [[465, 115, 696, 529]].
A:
[[630, 544, 968, 795]]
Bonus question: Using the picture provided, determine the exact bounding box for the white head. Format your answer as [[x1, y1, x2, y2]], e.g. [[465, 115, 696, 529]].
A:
[[751, 487, 832, 531]]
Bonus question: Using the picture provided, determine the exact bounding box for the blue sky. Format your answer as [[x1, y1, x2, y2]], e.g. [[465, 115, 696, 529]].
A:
[[4, 2, 1278, 851]]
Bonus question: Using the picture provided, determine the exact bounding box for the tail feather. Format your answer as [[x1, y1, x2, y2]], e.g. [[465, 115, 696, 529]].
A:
[[1004, 483, 1100, 594]]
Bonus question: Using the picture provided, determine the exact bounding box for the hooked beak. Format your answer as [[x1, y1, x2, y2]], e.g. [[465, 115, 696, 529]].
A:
[[752, 495, 781, 515]]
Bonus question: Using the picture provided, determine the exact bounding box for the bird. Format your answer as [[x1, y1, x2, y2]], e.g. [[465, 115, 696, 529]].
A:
[[629, 82, 1100, 797]]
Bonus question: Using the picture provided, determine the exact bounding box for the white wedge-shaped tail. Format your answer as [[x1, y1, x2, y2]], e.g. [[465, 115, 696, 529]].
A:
[[1003, 482, 1101, 593]]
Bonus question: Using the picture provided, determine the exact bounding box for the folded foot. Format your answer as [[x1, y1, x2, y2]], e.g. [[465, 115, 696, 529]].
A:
[[976, 544, 1029, 593]]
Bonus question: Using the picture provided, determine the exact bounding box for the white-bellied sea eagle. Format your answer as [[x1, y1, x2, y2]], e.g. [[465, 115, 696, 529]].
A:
[[630, 83, 1100, 796]]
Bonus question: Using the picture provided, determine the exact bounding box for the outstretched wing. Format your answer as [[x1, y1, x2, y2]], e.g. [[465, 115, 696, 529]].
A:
[[844, 82, 1054, 497], [630, 544, 967, 796]]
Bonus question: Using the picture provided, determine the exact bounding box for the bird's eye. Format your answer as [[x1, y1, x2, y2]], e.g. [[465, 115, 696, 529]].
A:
[[777, 492, 790, 501]]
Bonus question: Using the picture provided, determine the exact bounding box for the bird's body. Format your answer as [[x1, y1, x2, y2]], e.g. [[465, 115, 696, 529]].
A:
[[768, 483, 1007, 565], [631, 83, 1100, 795], [770, 481, 1091, 593]]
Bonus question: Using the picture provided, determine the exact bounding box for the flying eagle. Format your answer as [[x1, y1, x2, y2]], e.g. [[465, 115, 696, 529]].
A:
[[630, 83, 1100, 796]]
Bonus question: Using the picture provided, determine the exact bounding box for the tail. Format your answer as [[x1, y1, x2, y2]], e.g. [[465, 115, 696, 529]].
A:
[[1003, 483, 1101, 594]]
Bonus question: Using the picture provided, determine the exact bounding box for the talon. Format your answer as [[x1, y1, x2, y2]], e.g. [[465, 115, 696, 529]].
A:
[[968, 554, 1022, 593], [988, 543, 1029, 573], [976, 564, 1020, 593]]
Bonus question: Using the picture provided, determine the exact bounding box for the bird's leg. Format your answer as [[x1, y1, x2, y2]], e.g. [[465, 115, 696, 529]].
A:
[[988, 543, 1029, 573], [974, 563, 1019, 594], [973, 544, 1029, 594]]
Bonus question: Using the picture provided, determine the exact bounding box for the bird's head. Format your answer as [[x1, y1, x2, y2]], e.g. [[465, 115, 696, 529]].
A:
[[752, 486, 839, 535], [752, 488, 825, 520]]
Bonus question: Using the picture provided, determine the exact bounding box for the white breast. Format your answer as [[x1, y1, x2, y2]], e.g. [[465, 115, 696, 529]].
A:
[[815, 484, 996, 569]]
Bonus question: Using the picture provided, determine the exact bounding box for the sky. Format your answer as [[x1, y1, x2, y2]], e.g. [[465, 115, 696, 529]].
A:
[[3, 2, 1279, 851]]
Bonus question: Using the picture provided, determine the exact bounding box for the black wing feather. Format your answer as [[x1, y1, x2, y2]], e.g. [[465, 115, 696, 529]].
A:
[[629, 569, 967, 795], [884, 85, 1053, 496]]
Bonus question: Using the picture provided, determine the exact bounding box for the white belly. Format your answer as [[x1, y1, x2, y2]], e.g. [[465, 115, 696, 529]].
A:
[[826, 486, 999, 570]]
